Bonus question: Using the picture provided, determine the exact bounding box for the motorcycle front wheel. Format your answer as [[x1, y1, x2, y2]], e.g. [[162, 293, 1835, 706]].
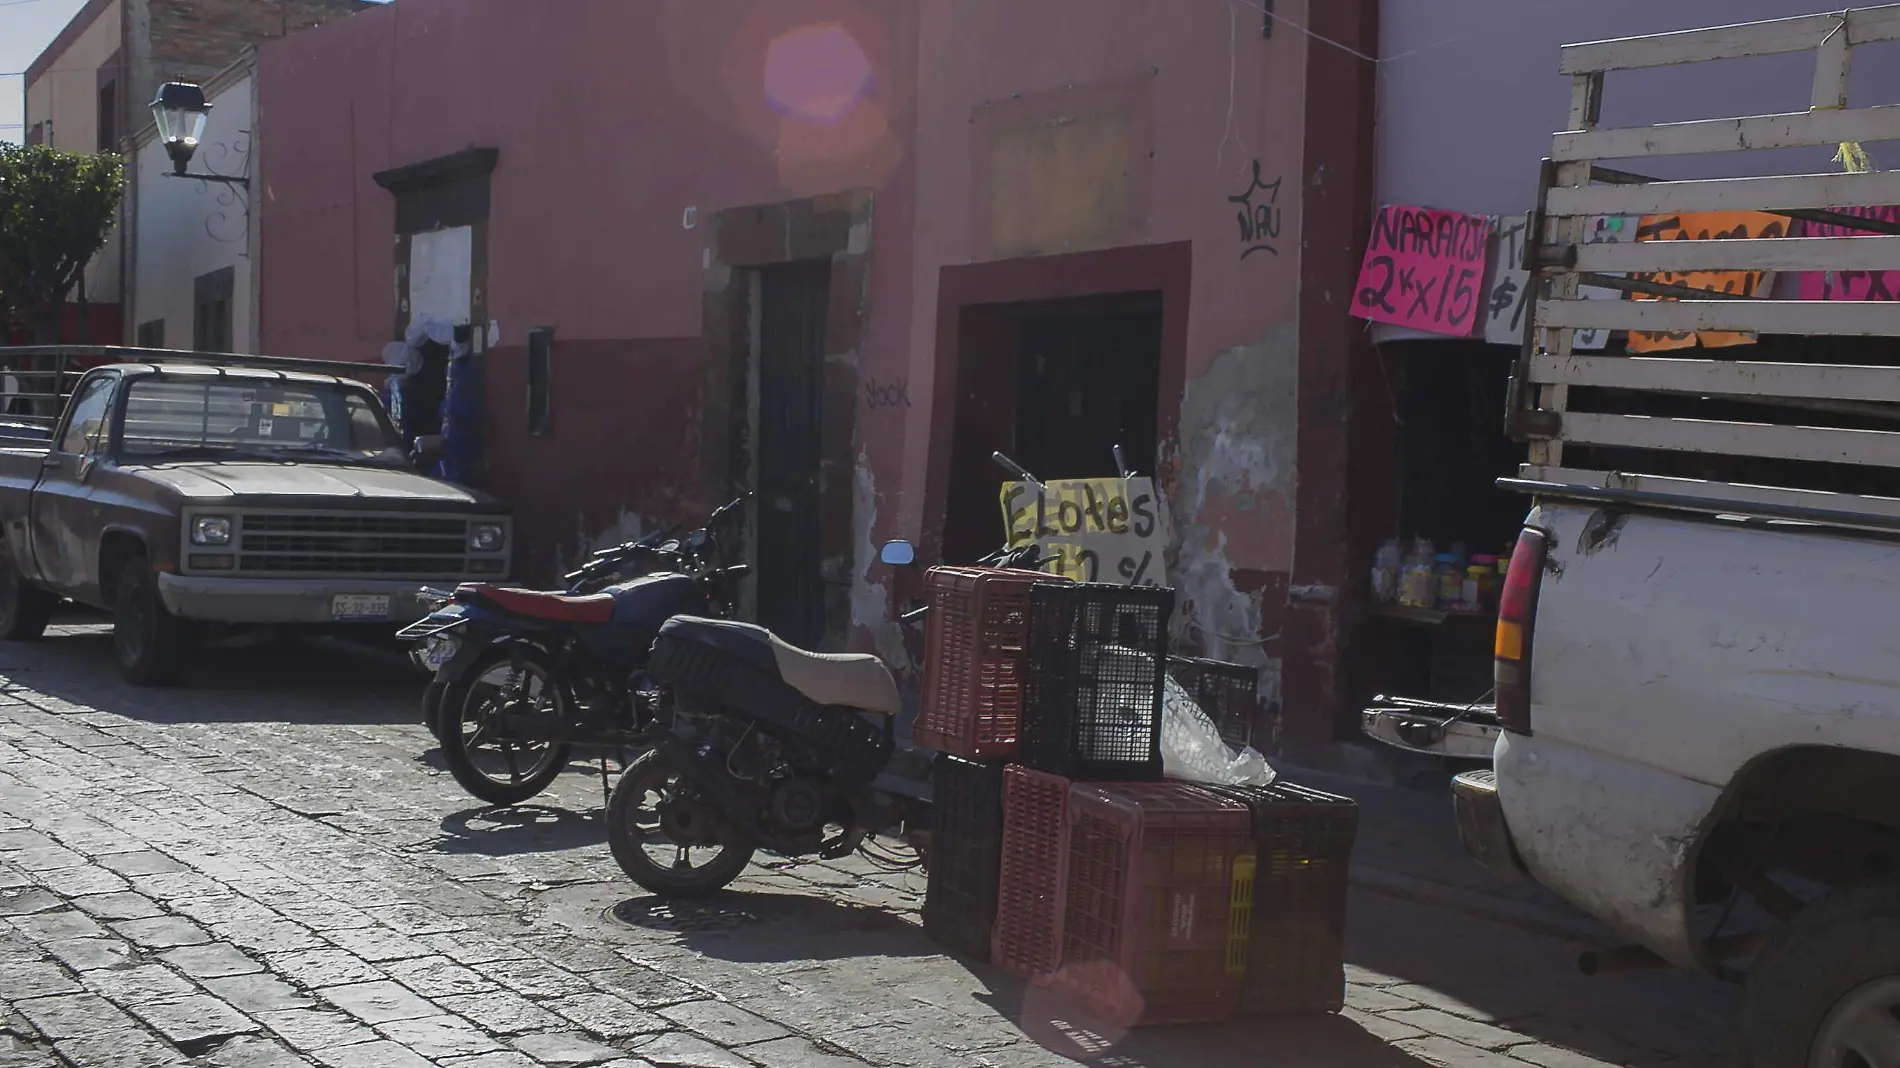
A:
[[606, 751, 755, 898], [439, 645, 573, 806]]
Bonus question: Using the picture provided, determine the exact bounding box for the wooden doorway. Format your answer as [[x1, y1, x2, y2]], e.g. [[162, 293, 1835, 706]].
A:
[[754, 261, 832, 650]]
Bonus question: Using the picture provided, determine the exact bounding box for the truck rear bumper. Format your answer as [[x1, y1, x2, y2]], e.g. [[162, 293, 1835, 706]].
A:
[[156, 574, 437, 625], [1451, 769, 1530, 881]]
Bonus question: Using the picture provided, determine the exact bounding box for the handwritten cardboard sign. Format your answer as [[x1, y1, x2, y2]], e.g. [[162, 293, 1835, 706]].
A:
[[1798, 206, 1900, 301], [1482, 215, 1533, 347], [999, 477, 1168, 587], [1628, 210, 1784, 352], [1352, 205, 1491, 337]]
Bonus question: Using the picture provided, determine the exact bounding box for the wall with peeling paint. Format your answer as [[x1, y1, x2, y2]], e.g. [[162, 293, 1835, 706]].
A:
[[257, 0, 1328, 730], [873, 0, 1313, 712]]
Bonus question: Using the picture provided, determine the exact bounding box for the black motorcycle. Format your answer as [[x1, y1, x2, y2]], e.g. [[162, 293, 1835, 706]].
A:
[[409, 514, 725, 736], [399, 497, 748, 807], [602, 455, 1047, 898]]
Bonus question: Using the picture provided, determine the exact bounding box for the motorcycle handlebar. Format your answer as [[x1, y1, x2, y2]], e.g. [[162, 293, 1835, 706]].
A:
[[991, 451, 1039, 487]]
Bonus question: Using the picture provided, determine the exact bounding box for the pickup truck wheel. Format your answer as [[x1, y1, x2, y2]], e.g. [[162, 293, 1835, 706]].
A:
[[0, 554, 56, 642], [112, 557, 194, 686], [1738, 877, 1900, 1068]]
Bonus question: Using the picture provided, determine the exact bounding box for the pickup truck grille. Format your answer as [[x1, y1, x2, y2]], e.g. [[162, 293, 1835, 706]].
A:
[[226, 512, 500, 578]]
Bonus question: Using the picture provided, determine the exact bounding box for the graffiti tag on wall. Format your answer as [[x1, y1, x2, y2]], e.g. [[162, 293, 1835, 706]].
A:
[[1229, 160, 1284, 260], [864, 377, 911, 410]]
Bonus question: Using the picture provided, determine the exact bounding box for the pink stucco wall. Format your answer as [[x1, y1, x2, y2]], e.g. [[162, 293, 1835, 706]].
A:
[[258, 0, 1312, 681]]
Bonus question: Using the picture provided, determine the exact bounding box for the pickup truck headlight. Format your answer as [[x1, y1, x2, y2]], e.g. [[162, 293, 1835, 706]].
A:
[[468, 523, 505, 553], [191, 516, 233, 546]]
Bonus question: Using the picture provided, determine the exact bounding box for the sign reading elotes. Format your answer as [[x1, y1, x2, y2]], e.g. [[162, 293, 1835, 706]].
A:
[[999, 477, 1168, 587]]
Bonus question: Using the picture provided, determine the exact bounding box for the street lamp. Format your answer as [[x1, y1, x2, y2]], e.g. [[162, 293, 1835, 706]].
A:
[[150, 82, 246, 186]]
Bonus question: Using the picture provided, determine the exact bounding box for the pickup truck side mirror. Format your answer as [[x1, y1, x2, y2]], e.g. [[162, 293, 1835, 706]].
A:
[[410, 435, 445, 471]]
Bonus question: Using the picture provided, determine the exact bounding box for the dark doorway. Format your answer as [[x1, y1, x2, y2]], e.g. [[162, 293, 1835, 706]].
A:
[[943, 292, 1163, 564], [755, 260, 832, 649]]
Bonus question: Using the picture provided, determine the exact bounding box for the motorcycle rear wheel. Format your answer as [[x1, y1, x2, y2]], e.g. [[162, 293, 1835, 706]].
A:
[[439, 646, 573, 806], [606, 751, 755, 898]]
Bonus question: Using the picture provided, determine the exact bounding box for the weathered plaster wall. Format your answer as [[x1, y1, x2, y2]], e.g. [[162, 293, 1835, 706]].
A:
[[259, 0, 1321, 722], [259, 0, 910, 585], [886, 0, 1311, 707]]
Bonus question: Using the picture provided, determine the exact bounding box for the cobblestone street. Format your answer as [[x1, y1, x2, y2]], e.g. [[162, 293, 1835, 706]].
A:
[[0, 622, 1736, 1068]]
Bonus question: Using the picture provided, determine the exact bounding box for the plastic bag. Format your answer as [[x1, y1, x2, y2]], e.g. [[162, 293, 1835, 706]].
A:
[[1160, 676, 1276, 786]]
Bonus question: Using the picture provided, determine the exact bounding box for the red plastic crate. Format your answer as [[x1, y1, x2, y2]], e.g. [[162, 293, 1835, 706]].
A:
[[1051, 781, 1256, 1028], [915, 567, 1060, 759], [991, 765, 1071, 981], [1185, 781, 1357, 1015]]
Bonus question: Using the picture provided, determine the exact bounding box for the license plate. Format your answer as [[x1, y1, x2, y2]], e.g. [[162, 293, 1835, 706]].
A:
[[331, 594, 392, 622], [422, 637, 459, 671]]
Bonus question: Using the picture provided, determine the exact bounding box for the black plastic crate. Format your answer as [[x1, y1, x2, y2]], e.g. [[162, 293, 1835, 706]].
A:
[[1183, 781, 1357, 1015], [921, 755, 1006, 962], [1167, 656, 1260, 751], [1021, 582, 1173, 781]]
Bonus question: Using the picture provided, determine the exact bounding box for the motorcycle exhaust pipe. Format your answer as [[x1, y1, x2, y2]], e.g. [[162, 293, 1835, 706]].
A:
[[1578, 931, 1768, 977]]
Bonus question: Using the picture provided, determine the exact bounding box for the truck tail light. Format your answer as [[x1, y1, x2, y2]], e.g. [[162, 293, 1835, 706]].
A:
[[1495, 527, 1549, 736]]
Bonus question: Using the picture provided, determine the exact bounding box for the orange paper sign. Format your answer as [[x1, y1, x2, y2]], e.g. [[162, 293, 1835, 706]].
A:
[[1627, 211, 1785, 352]]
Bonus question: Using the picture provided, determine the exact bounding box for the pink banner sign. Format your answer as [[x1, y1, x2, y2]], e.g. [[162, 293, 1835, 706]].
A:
[[1798, 206, 1900, 301], [1351, 205, 1491, 337]]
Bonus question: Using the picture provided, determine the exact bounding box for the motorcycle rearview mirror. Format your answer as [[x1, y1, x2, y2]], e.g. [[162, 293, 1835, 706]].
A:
[[879, 540, 917, 567]]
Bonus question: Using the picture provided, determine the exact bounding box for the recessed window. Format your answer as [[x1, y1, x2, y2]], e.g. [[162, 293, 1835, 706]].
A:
[[96, 80, 117, 153], [193, 267, 235, 353], [526, 327, 553, 437]]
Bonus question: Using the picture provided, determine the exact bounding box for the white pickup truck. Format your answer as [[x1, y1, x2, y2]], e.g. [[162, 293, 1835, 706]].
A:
[[1434, 8, 1900, 1065]]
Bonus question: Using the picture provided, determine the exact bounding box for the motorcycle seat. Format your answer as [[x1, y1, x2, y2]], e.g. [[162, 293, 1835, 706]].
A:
[[659, 616, 902, 716], [457, 584, 616, 624]]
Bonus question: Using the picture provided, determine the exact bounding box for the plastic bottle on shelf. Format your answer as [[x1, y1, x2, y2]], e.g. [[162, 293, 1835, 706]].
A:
[[1471, 554, 1499, 611], [1372, 539, 1401, 603], [1434, 553, 1464, 610], [1398, 539, 1436, 608]]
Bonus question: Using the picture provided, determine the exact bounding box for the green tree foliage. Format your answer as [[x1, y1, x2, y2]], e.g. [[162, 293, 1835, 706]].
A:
[[0, 144, 125, 341]]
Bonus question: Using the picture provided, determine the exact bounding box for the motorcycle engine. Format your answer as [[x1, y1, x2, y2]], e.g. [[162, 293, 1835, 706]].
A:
[[767, 778, 826, 833]]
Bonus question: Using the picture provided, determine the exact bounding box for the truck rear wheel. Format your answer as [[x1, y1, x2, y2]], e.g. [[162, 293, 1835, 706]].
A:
[[1739, 877, 1900, 1068], [0, 553, 56, 642], [112, 556, 194, 686]]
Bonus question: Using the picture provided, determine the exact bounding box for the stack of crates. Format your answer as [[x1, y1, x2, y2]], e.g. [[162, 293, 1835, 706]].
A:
[[915, 569, 1358, 1027], [915, 566, 1056, 962]]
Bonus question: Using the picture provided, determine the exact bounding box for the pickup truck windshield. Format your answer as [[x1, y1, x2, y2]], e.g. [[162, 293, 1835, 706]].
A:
[[118, 378, 404, 462]]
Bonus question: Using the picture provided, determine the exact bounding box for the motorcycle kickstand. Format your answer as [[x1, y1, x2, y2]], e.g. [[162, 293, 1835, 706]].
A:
[[598, 754, 611, 810]]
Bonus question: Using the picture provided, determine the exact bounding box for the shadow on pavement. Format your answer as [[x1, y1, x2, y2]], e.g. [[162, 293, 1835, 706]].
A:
[[610, 891, 937, 963], [0, 624, 423, 724], [996, 991, 1435, 1068], [431, 803, 605, 856]]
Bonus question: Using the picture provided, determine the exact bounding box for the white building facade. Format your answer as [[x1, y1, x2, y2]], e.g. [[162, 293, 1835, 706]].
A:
[[128, 55, 257, 353]]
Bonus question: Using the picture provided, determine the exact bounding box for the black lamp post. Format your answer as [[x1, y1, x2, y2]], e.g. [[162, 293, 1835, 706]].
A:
[[151, 82, 247, 187]]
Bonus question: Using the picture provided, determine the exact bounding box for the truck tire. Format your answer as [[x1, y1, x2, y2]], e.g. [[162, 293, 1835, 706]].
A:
[[1738, 877, 1900, 1068], [112, 556, 194, 686], [0, 553, 56, 642]]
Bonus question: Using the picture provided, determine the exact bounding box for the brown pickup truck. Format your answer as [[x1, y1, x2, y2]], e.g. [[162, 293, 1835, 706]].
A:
[[0, 353, 512, 685]]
